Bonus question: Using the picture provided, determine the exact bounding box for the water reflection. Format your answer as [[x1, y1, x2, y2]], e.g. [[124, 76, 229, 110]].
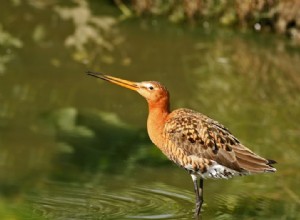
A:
[[47, 108, 168, 177], [54, 0, 121, 64]]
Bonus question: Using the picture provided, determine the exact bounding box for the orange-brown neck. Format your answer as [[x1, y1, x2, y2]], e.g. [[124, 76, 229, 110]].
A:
[[146, 97, 170, 149]]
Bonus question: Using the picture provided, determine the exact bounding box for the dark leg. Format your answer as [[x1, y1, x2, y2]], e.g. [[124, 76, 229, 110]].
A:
[[192, 175, 204, 216], [199, 178, 204, 210]]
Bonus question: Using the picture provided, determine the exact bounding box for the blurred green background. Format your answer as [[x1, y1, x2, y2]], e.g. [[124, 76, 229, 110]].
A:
[[0, 0, 299, 219]]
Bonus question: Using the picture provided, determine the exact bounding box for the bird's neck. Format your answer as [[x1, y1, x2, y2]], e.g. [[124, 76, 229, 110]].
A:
[[147, 98, 170, 148]]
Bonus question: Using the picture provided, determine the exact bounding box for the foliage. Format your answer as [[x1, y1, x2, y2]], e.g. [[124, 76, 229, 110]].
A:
[[116, 0, 300, 44]]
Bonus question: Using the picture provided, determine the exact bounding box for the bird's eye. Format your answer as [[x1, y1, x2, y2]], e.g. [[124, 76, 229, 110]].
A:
[[149, 86, 154, 90]]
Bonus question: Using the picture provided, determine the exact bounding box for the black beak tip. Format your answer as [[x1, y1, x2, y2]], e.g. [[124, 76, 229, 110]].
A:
[[86, 70, 105, 78], [86, 70, 95, 76]]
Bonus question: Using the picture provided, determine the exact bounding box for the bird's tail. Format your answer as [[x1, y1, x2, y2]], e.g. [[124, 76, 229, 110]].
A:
[[234, 145, 277, 173]]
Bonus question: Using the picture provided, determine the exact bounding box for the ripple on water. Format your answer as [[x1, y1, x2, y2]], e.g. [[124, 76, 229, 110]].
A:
[[27, 181, 194, 219]]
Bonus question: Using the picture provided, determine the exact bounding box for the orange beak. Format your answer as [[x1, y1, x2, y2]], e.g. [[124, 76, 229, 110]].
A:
[[86, 71, 138, 91]]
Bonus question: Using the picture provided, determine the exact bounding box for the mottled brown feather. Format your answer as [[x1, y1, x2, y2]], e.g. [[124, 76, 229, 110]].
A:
[[163, 108, 275, 174]]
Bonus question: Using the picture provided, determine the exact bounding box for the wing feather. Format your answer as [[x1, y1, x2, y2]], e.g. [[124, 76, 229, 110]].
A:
[[163, 108, 275, 173]]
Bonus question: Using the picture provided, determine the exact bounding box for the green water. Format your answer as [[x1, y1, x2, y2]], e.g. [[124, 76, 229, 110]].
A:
[[0, 1, 300, 219]]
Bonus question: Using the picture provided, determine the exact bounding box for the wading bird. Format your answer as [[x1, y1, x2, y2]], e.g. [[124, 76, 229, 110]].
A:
[[86, 71, 276, 217]]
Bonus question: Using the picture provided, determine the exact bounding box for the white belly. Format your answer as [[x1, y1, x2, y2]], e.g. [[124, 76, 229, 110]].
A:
[[186, 162, 248, 179]]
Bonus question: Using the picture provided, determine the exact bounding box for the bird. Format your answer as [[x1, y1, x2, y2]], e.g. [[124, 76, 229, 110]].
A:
[[86, 71, 277, 217]]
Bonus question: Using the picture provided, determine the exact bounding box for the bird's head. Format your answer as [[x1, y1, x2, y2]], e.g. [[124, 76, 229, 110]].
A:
[[86, 71, 170, 106]]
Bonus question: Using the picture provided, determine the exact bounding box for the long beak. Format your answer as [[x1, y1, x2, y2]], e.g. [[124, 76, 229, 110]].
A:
[[86, 71, 139, 91]]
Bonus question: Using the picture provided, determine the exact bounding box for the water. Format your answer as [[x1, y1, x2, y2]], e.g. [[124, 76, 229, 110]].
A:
[[0, 1, 300, 219], [28, 178, 193, 220]]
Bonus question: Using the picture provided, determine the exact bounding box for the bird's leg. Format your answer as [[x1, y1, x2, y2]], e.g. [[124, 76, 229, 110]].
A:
[[199, 178, 204, 211], [191, 175, 203, 216]]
